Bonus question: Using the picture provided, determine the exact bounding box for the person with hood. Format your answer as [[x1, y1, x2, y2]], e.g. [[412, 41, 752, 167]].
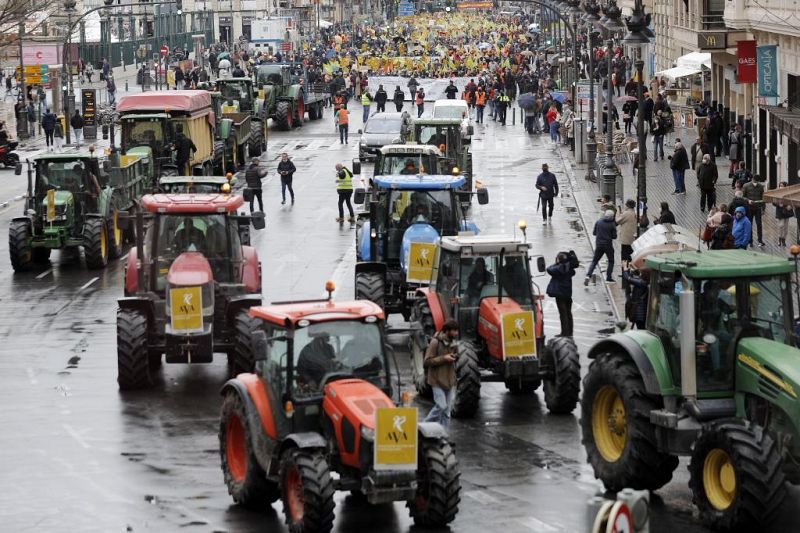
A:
[[546, 252, 576, 337], [374, 85, 388, 113], [423, 319, 460, 431], [585, 210, 617, 285], [669, 140, 690, 194], [732, 206, 751, 249], [535, 163, 559, 225], [696, 153, 718, 212], [616, 199, 637, 268], [392, 85, 404, 112]]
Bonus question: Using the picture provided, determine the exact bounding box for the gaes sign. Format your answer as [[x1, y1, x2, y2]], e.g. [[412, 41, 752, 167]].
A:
[[737, 40, 757, 84]]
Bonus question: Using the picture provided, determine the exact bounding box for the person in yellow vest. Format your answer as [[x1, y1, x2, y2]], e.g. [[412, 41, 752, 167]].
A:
[[335, 163, 355, 223], [336, 106, 349, 144], [361, 90, 372, 124], [221, 99, 239, 113]]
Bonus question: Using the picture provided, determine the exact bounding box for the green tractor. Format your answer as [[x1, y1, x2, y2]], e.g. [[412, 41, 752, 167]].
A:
[[210, 78, 268, 166], [255, 64, 328, 130], [410, 118, 474, 208], [580, 249, 800, 531]]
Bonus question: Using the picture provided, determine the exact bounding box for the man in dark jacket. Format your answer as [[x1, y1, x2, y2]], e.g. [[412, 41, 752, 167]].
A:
[[654, 201, 676, 225], [585, 210, 617, 284], [696, 154, 718, 212], [392, 86, 404, 112], [690, 136, 711, 170], [70, 110, 84, 147], [277, 152, 296, 205], [546, 252, 576, 336], [742, 173, 765, 246], [728, 190, 750, 219], [669, 141, 690, 194], [622, 269, 649, 329], [423, 319, 459, 431], [407, 77, 419, 108], [245, 157, 267, 213], [41, 108, 57, 151], [171, 124, 197, 176], [374, 85, 388, 113], [444, 81, 458, 99], [535, 163, 559, 225]]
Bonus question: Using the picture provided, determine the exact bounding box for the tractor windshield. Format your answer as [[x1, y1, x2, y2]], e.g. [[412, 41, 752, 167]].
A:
[[375, 154, 437, 175], [292, 320, 387, 395], [459, 254, 532, 307], [121, 118, 166, 148], [219, 81, 252, 110], [416, 125, 459, 153], [36, 159, 91, 193]]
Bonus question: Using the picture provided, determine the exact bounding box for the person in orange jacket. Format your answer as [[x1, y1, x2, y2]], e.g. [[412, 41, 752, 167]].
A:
[[475, 86, 487, 124]]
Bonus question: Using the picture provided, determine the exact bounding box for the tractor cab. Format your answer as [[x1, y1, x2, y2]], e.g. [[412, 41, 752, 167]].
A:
[[157, 174, 237, 194], [372, 144, 444, 177], [411, 118, 471, 161], [32, 154, 105, 220], [120, 113, 173, 171], [256, 64, 293, 87], [216, 78, 255, 112]]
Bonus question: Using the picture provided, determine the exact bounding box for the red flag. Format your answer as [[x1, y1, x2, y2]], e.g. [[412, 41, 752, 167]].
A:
[[737, 40, 757, 83]]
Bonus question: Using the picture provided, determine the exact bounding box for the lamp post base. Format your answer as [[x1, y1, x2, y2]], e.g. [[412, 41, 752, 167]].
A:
[[586, 137, 597, 182]]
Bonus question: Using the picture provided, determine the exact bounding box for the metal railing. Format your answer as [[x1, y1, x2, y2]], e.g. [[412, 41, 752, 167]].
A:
[[702, 12, 725, 29]]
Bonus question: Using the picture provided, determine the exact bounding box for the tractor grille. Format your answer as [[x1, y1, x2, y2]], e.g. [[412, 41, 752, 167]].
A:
[[758, 377, 781, 400]]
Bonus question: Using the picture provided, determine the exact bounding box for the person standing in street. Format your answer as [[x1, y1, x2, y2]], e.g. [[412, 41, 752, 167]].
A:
[[392, 85, 404, 112], [546, 252, 576, 337], [407, 77, 418, 109], [423, 319, 459, 431], [496, 90, 510, 126], [696, 154, 718, 212], [585, 210, 617, 284], [415, 88, 425, 118], [26, 102, 36, 138], [336, 105, 349, 144], [652, 110, 665, 161], [616, 200, 637, 269], [171, 124, 197, 176], [335, 162, 355, 223], [41, 108, 56, 151], [70, 110, 84, 147], [732, 206, 751, 249], [622, 268, 649, 329], [742, 174, 765, 246], [53, 118, 64, 152], [374, 85, 387, 113], [277, 152, 296, 205], [475, 86, 486, 124], [773, 182, 793, 247], [106, 76, 117, 106], [669, 140, 689, 194], [444, 80, 458, 100], [728, 124, 743, 180], [361, 89, 372, 124], [535, 163, 558, 225], [245, 158, 266, 213]]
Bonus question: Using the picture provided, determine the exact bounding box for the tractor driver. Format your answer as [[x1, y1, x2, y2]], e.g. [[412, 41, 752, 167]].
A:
[[500, 256, 529, 304], [402, 191, 431, 225], [296, 331, 338, 390], [698, 280, 736, 379], [173, 217, 206, 252], [427, 129, 446, 147], [400, 159, 419, 175], [465, 257, 494, 307]]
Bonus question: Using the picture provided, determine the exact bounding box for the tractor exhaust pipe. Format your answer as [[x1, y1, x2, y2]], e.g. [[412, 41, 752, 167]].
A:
[[136, 210, 145, 293], [679, 272, 696, 400], [498, 247, 506, 303]]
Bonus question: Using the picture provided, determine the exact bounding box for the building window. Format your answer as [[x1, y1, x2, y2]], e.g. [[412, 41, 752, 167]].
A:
[[789, 75, 800, 110]]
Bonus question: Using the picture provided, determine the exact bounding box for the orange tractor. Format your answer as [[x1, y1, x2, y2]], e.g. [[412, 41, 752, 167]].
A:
[[219, 283, 461, 531], [116, 193, 265, 389], [410, 235, 580, 418]]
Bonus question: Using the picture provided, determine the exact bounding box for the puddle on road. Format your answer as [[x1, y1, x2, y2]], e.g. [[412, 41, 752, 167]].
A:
[[66, 355, 80, 368], [563, 206, 577, 213], [568, 220, 584, 232]]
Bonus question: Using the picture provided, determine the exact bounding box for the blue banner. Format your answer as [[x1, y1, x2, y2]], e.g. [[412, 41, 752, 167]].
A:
[[757, 45, 778, 97]]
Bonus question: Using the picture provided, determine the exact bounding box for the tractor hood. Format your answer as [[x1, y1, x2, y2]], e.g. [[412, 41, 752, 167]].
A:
[[323, 379, 393, 430], [399, 222, 439, 273], [166, 252, 214, 286], [737, 338, 800, 402], [478, 297, 528, 360]]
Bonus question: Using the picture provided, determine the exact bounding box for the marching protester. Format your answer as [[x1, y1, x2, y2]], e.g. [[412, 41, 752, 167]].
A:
[[423, 319, 460, 431]]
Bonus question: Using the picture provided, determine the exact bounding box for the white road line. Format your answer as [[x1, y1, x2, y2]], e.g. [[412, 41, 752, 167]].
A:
[[26, 367, 38, 385], [515, 516, 560, 532], [35, 268, 53, 280], [62, 424, 91, 449], [79, 276, 99, 291]]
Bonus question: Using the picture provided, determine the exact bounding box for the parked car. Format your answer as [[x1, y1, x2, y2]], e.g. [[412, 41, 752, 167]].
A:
[[358, 111, 411, 160]]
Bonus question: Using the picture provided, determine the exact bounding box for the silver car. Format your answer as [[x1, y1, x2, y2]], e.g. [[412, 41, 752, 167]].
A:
[[358, 112, 411, 160]]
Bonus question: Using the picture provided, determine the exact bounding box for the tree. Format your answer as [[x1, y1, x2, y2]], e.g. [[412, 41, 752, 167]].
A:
[[0, 1, 60, 53]]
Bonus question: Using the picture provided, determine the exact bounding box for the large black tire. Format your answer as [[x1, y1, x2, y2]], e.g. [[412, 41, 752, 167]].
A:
[[275, 101, 293, 131], [228, 311, 261, 378], [293, 93, 305, 126], [107, 207, 123, 260], [249, 123, 263, 157], [280, 448, 335, 533], [219, 392, 280, 508], [451, 341, 481, 419], [688, 419, 786, 532], [9, 220, 33, 272], [307, 103, 318, 120], [580, 351, 679, 491], [354, 271, 385, 311], [542, 336, 581, 414], [83, 217, 109, 269], [117, 308, 155, 390], [409, 297, 436, 397], [408, 437, 461, 527]]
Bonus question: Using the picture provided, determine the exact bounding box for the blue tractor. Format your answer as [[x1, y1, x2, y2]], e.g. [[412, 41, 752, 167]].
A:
[[353, 174, 488, 319]]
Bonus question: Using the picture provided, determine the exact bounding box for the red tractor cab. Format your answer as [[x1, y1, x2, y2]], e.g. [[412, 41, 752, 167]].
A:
[[116, 193, 265, 389], [410, 235, 580, 418], [219, 283, 461, 531]]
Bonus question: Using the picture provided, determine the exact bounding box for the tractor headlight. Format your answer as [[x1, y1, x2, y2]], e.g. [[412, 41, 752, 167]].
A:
[[360, 426, 375, 441]]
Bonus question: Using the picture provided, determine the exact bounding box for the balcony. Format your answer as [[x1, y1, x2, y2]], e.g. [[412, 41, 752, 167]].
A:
[[701, 12, 725, 29], [725, 0, 800, 37]]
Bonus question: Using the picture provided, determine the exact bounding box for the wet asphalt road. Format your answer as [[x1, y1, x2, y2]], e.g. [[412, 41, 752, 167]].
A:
[[0, 104, 797, 533]]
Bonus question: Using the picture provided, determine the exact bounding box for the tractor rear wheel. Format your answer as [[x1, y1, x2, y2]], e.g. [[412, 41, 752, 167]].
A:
[[409, 297, 436, 397], [9, 220, 33, 272], [83, 217, 109, 269], [451, 341, 481, 419], [219, 392, 280, 508], [117, 308, 155, 390], [307, 103, 318, 120], [229, 311, 261, 378], [355, 271, 385, 311], [542, 336, 581, 413], [107, 208, 123, 260], [408, 437, 461, 527], [688, 419, 786, 531], [280, 448, 335, 533], [275, 101, 293, 130], [580, 351, 679, 491], [294, 94, 305, 126]]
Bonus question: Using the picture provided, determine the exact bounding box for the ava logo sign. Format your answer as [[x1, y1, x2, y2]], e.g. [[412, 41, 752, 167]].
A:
[[501, 311, 536, 358]]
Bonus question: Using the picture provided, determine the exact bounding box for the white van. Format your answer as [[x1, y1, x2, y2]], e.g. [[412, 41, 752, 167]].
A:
[[432, 99, 471, 142]]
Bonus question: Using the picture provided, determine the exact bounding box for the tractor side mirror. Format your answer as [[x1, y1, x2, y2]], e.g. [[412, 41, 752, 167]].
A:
[[219, 117, 233, 140], [352, 159, 361, 175], [251, 330, 268, 362], [117, 210, 131, 231], [476, 187, 489, 205], [14, 162, 22, 175], [536, 256, 546, 272], [251, 211, 266, 230], [354, 187, 366, 205]]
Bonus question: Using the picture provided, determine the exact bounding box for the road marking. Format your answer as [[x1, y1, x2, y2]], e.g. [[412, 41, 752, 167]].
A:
[[35, 268, 53, 280], [26, 367, 38, 385], [516, 516, 560, 532], [79, 276, 99, 291], [464, 489, 501, 505], [62, 423, 91, 449]]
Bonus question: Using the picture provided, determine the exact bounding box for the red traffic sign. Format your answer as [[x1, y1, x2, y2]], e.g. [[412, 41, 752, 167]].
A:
[[160, 45, 169, 56]]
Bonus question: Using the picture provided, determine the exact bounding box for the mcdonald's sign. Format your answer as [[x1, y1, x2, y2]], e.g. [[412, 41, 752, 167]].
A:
[[698, 33, 727, 50]]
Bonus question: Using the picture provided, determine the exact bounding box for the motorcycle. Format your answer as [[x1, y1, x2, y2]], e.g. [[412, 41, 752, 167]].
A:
[[0, 141, 19, 168]]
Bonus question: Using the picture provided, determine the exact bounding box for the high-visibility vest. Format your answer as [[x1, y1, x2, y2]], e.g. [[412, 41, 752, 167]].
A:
[[338, 108, 349, 125], [475, 91, 486, 106], [336, 168, 353, 190], [361, 93, 371, 106]]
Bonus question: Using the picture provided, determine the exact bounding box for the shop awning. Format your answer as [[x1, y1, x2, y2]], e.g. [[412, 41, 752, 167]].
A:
[[655, 66, 701, 80], [677, 52, 711, 70], [765, 105, 800, 145], [765, 183, 800, 208]]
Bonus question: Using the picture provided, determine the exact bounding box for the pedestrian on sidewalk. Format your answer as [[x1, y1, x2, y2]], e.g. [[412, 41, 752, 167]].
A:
[[106, 76, 117, 106], [696, 154, 718, 212], [616, 200, 637, 269], [742, 174, 766, 246], [26, 102, 36, 138], [335, 162, 355, 223], [416, 88, 425, 118], [70, 110, 84, 147], [336, 106, 349, 144], [392, 85, 404, 112], [728, 124, 743, 180], [622, 100, 635, 134], [706, 205, 734, 250], [101, 58, 110, 82], [651, 110, 666, 161], [669, 141, 689, 194], [547, 104, 559, 142], [653, 202, 676, 225], [546, 252, 576, 337], [277, 152, 296, 205], [85, 63, 94, 83], [732, 206, 751, 249], [691, 136, 710, 174], [622, 268, 649, 329], [535, 163, 558, 225], [423, 319, 459, 431], [41, 108, 56, 151], [585, 210, 617, 284], [3, 76, 12, 101], [245, 158, 266, 213], [732, 162, 752, 189], [53, 119, 63, 152], [773, 182, 793, 247]]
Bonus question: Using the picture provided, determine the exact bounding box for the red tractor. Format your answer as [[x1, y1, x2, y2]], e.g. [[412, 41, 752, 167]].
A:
[[219, 282, 461, 532], [116, 193, 266, 389], [410, 235, 581, 418]]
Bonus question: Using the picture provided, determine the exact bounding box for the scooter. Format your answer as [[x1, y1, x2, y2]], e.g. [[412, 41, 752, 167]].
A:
[[0, 141, 19, 168]]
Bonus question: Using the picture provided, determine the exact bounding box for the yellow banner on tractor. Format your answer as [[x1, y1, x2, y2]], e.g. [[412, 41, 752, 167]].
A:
[[501, 311, 537, 358], [46, 189, 55, 222], [406, 242, 438, 284], [169, 286, 203, 333], [374, 407, 418, 471]]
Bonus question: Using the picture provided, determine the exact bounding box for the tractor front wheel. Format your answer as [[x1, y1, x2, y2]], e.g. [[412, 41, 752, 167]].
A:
[[542, 336, 580, 413], [280, 448, 335, 533], [409, 297, 436, 397], [228, 311, 261, 378], [117, 308, 155, 390], [688, 419, 786, 531], [83, 217, 109, 269], [219, 392, 280, 508], [275, 101, 293, 131], [451, 341, 481, 419], [407, 437, 461, 527], [354, 271, 385, 311], [9, 220, 33, 272], [580, 351, 679, 491]]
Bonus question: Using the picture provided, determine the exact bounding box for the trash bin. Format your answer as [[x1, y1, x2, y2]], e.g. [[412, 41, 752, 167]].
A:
[[574, 119, 586, 164]]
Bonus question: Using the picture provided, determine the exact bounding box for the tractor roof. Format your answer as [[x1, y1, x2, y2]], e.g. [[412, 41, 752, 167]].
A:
[[412, 118, 465, 126], [645, 249, 795, 277], [34, 152, 97, 161], [379, 144, 442, 156], [249, 300, 384, 328], [140, 193, 244, 214], [117, 91, 212, 114], [217, 77, 252, 83], [158, 175, 231, 185], [440, 235, 531, 254], [373, 175, 466, 190]]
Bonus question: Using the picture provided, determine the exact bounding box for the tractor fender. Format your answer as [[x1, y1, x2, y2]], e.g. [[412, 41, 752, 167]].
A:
[[117, 296, 155, 326], [225, 294, 262, 325], [588, 333, 673, 396], [355, 261, 387, 277], [220, 376, 278, 472], [415, 287, 447, 332], [279, 432, 327, 455], [12, 215, 33, 225], [418, 421, 448, 439], [241, 246, 261, 293], [124, 248, 139, 295]]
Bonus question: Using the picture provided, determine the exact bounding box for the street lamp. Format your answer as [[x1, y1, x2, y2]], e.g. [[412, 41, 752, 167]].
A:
[[582, 0, 601, 182], [104, 0, 114, 91], [63, 0, 77, 145], [600, 1, 625, 200]]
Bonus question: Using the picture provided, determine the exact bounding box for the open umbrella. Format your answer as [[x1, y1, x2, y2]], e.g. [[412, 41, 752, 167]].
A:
[[615, 95, 638, 103], [477, 42, 492, 50], [520, 50, 534, 56], [551, 92, 566, 104], [517, 92, 536, 111], [217, 52, 230, 60]]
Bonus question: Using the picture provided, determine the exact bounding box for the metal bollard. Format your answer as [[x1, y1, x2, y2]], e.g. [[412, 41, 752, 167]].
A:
[[125, 81, 128, 92], [512, 108, 516, 126]]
